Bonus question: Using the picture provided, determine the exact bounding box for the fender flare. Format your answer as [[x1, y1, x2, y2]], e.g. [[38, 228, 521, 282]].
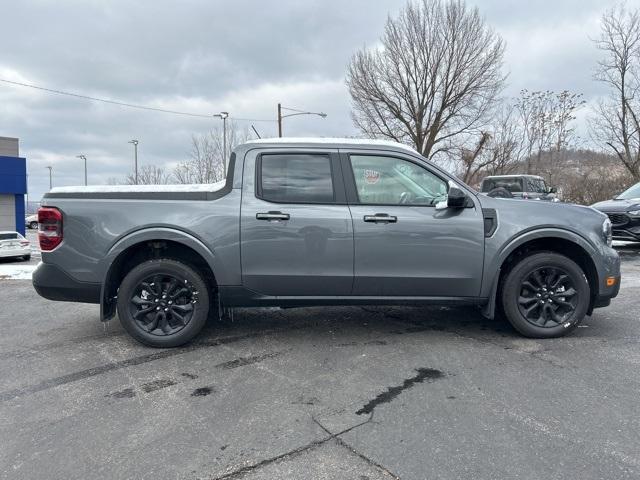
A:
[[481, 227, 598, 319], [99, 227, 224, 320]]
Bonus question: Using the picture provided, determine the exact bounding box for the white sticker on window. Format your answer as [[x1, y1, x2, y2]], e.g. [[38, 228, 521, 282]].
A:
[[364, 169, 380, 184]]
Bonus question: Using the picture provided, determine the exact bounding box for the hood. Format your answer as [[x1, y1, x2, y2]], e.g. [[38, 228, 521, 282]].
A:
[[591, 198, 640, 213], [477, 194, 606, 226]]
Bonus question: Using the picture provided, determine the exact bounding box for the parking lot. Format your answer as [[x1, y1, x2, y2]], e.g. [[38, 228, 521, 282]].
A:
[[0, 234, 639, 479]]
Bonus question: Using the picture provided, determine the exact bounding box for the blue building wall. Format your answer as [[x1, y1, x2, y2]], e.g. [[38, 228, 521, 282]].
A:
[[0, 155, 27, 235]]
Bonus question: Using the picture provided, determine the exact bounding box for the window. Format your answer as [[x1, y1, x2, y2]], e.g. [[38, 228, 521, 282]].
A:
[[526, 177, 547, 194], [481, 177, 523, 193], [349, 155, 448, 206], [259, 153, 334, 203], [0, 233, 18, 240]]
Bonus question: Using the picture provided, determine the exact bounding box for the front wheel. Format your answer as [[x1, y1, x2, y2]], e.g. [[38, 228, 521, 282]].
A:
[[116, 259, 210, 347], [500, 252, 590, 338]]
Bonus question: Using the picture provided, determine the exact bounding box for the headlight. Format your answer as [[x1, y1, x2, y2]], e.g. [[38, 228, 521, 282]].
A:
[[602, 218, 613, 247], [628, 209, 640, 217]]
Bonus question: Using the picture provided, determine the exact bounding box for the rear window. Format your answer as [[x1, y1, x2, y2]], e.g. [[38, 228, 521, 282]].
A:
[[481, 177, 523, 193], [258, 153, 334, 203], [0, 233, 18, 240]]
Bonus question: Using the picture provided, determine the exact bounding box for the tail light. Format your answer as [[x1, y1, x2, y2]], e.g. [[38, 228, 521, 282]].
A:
[[38, 207, 63, 251], [20, 241, 30, 246]]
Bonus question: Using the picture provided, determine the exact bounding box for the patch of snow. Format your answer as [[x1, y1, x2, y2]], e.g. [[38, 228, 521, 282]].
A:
[[0, 264, 36, 280], [246, 137, 420, 155], [50, 181, 226, 194]]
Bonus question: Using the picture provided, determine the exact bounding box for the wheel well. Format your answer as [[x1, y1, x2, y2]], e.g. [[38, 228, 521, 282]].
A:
[[497, 237, 598, 312], [102, 240, 217, 320]]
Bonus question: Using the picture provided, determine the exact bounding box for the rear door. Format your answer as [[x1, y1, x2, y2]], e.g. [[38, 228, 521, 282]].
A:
[[343, 150, 485, 297], [240, 149, 354, 296]]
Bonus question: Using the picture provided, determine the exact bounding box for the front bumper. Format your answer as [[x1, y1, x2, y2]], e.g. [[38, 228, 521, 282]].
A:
[[32, 262, 100, 304], [0, 247, 30, 258], [591, 246, 621, 312]]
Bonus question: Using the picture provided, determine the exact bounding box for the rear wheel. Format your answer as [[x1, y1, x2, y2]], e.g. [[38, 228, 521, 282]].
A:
[[116, 259, 210, 347], [29, 221, 38, 229], [500, 252, 590, 338]]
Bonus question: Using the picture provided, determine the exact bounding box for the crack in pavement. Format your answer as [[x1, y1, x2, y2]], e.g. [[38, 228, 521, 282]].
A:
[[207, 416, 376, 480], [312, 416, 400, 479], [355, 367, 446, 416]]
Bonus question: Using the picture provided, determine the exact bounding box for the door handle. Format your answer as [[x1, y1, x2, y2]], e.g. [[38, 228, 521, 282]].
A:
[[256, 211, 290, 221], [363, 213, 397, 223]]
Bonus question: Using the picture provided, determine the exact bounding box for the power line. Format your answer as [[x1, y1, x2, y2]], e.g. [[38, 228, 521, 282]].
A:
[[0, 77, 275, 122]]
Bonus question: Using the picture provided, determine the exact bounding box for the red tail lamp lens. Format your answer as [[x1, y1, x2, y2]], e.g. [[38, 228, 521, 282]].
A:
[[38, 207, 63, 251]]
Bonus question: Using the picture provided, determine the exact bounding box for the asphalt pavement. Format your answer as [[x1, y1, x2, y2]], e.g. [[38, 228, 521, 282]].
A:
[[0, 239, 639, 479]]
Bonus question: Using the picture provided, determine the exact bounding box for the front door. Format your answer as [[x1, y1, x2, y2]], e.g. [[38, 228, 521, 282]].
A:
[[344, 152, 485, 297], [240, 150, 353, 296]]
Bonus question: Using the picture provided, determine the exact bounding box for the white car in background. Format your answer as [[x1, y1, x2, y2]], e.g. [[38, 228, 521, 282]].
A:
[[0, 231, 31, 261], [25, 214, 38, 229]]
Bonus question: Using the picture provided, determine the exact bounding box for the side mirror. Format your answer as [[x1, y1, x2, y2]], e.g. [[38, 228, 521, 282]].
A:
[[447, 185, 468, 209], [548, 186, 557, 194]]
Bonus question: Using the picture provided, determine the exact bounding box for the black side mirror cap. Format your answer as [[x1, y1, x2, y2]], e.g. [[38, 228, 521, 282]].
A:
[[448, 186, 468, 208]]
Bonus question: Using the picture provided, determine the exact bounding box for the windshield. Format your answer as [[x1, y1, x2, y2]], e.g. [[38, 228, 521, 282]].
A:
[[617, 182, 640, 200]]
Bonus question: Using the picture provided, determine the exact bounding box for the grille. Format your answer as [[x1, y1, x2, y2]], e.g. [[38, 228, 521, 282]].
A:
[[607, 213, 629, 226]]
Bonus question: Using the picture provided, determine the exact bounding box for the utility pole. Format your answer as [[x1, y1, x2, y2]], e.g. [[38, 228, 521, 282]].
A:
[[46, 166, 53, 190], [277, 104, 327, 137], [214, 112, 229, 177], [128, 140, 139, 184], [76, 155, 87, 185]]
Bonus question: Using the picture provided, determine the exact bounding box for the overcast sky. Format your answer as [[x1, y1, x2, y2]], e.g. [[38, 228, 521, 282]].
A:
[[0, 0, 624, 200]]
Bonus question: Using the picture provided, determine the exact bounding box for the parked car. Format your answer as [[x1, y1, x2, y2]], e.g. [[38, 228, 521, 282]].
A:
[[592, 182, 640, 242], [25, 214, 38, 230], [480, 174, 558, 201], [33, 138, 620, 347], [0, 231, 31, 261]]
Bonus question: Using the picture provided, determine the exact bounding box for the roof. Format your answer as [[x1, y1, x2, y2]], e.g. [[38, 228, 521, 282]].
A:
[[244, 137, 420, 155], [482, 174, 544, 179]]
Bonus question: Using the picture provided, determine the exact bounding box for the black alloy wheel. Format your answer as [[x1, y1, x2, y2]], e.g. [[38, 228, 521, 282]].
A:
[[500, 252, 590, 338], [517, 266, 578, 328], [128, 273, 197, 336], [117, 259, 210, 347]]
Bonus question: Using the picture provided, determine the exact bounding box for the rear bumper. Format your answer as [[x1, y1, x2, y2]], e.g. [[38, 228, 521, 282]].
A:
[[32, 262, 100, 304]]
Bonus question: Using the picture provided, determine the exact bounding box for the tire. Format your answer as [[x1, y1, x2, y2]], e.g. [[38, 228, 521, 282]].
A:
[[23, 255, 31, 261], [29, 221, 38, 229], [500, 252, 590, 338], [116, 259, 210, 348], [487, 187, 513, 198]]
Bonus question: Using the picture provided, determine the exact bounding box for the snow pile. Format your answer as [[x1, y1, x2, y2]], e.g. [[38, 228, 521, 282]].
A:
[[50, 180, 226, 194], [0, 264, 36, 280]]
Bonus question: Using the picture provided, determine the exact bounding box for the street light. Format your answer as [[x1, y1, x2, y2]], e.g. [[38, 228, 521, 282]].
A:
[[46, 166, 53, 190], [277, 103, 327, 137], [128, 139, 139, 185], [213, 112, 229, 178], [76, 154, 87, 186]]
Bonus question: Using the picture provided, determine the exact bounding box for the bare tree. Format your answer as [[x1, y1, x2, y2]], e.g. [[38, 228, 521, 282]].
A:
[[125, 164, 172, 185], [174, 122, 251, 184], [591, 5, 640, 180], [456, 103, 525, 185], [516, 90, 584, 174], [346, 0, 505, 159]]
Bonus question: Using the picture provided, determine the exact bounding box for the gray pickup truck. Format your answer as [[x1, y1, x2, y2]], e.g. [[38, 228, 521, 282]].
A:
[[33, 138, 620, 347]]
